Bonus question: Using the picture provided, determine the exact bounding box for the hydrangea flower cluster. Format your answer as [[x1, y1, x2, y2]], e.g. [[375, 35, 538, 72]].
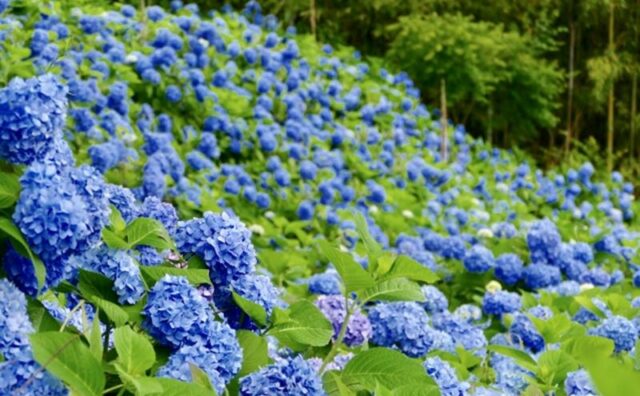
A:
[[239, 356, 324, 396], [315, 295, 371, 347]]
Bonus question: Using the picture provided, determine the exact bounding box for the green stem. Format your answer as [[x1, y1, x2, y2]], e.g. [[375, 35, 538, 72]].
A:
[[103, 384, 124, 394], [60, 300, 84, 332], [319, 297, 353, 373]]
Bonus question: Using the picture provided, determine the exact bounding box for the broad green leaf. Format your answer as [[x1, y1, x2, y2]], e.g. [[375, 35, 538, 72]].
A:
[[140, 266, 211, 286], [269, 300, 333, 347], [381, 255, 440, 284], [153, 378, 216, 396], [354, 212, 383, 264], [360, 278, 424, 303], [232, 292, 268, 327], [109, 205, 127, 232], [237, 330, 269, 376], [393, 384, 441, 396], [78, 270, 129, 326], [562, 335, 615, 361], [487, 345, 537, 372], [126, 217, 175, 250], [574, 295, 606, 320], [92, 297, 129, 327], [582, 354, 640, 396], [323, 370, 356, 396], [114, 326, 156, 375], [30, 332, 105, 396], [536, 349, 578, 386], [0, 217, 45, 288], [189, 364, 216, 392], [116, 369, 164, 396], [317, 240, 375, 293], [102, 228, 129, 250], [0, 171, 20, 208], [89, 309, 103, 361], [27, 299, 62, 332], [341, 348, 435, 391]]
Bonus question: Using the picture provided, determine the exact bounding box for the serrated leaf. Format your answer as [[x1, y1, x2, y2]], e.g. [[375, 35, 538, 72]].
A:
[[114, 326, 156, 375], [536, 349, 578, 385], [30, 332, 105, 396], [0, 217, 45, 289], [323, 370, 356, 396], [153, 378, 216, 396], [0, 171, 20, 208], [393, 384, 441, 396], [109, 205, 127, 232], [140, 266, 211, 286], [360, 278, 424, 303], [269, 300, 333, 347], [27, 299, 62, 332], [487, 345, 537, 372], [89, 309, 103, 361], [317, 240, 375, 293], [190, 364, 216, 392], [102, 228, 130, 250], [232, 292, 268, 327], [341, 348, 435, 391], [382, 255, 440, 284], [237, 330, 269, 376], [126, 217, 175, 250], [354, 212, 383, 265]]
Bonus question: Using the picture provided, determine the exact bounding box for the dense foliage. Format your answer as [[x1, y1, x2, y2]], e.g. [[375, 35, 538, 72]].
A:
[[2, 1, 640, 395]]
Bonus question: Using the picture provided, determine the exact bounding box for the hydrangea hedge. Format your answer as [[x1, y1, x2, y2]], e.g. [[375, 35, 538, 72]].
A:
[[0, 0, 639, 395]]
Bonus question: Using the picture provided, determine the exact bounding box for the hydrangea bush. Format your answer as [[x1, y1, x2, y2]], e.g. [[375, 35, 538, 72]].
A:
[[0, 0, 639, 395]]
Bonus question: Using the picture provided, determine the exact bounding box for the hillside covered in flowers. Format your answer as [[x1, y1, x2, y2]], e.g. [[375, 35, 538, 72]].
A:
[[1, 1, 640, 395]]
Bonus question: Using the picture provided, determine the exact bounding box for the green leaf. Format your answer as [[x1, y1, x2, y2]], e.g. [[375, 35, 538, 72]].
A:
[[109, 205, 127, 232], [189, 364, 217, 392], [323, 371, 356, 396], [114, 326, 156, 375], [381, 255, 440, 284], [0, 217, 45, 288], [27, 299, 63, 332], [102, 228, 129, 250], [116, 370, 164, 396], [232, 292, 268, 327], [487, 345, 538, 372], [341, 348, 435, 391], [126, 217, 175, 250], [140, 266, 211, 286], [562, 335, 615, 361], [0, 171, 20, 208], [360, 278, 424, 303], [582, 354, 640, 396], [153, 378, 217, 396], [237, 330, 269, 376], [393, 384, 441, 396], [354, 212, 383, 264], [269, 300, 333, 347], [77, 270, 129, 326], [30, 332, 105, 396], [536, 349, 578, 386], [317, 240, 375, 293], [89, 309, 103, 361], [574, 295, 607, 320]]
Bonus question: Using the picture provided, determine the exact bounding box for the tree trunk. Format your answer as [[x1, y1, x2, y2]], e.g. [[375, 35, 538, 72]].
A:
[[631, 72, 637, 160], [565, 1, 575, 153], [606, 1, 615, 172], [440, 79, 448, 162], [310, 0, 317, 38], [488, 101, 493, 145]]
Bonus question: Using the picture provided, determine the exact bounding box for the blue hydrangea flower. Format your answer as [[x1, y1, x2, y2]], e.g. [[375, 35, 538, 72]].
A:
[[106, 184, 140, 223], [157, 320, 242, 394], [526, 219, 561, 264], [0, 279, 33, 359], [13, 161, 109, 289], [239, 355, 324, 396], [369, 302, 436, 357], [308, 270, 341, 295], [3, 248, 38, 297], [424, 356, 470, 396], [0, 357, 68, 396], [141, 196, 179, 234], [482, 290, 522, 316], [589, 315, 637, 352], [522, 263, 562, 289], [494, 253, 523, 285], [432, 312, 487, 356], [315, 295, 371, 347], [463, 245, 494, 273], [70, 245, 145, 304], [0, 74, 68, 164], [565, 369, 597, 396], [143, 275, 214, 347], [510, 313, 544, 353], [421, 285, 448, 314], [175, 211, 256, 285], [215, 273, 285, 329]]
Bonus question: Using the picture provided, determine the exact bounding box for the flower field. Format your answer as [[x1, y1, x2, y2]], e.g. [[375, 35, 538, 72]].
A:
[[1, 1, 640, 395]]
